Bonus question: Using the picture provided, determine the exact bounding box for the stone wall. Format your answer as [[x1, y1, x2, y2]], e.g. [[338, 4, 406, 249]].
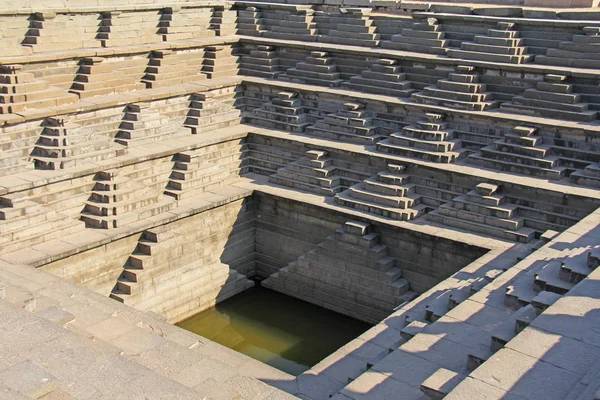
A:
[[41, 197, 256, 323], [254, 192, 487, 293]]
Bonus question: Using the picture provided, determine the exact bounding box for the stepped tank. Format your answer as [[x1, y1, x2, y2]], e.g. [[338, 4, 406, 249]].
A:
[[177, 285, 371, 375]]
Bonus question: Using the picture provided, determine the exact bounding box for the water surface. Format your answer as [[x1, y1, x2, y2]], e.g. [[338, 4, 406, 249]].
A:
[[176, 286, 371, 375]]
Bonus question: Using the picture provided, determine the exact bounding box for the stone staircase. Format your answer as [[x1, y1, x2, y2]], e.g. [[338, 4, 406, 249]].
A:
[[0, 120, 42, 177], [81, 170, 174, 229], [449, 22, 534, 64], [318, 8, 380, 48], [184, 86, 243, 134], [280, 51, 344, 87], [501, 74, 598, 122], [202, 45, 239, 79], [69, 56, 147, 99], [109, 226, 254, 321], [571, 162, 600, 188], [164, 139, 247, 200], [0, 188, 87, 254], [342, 58, 416, 98], [29, 117, 124, 170], [427, 183, 536, 243], [262, 221, 415, 324], [158, 6, 215, 41], [261, 6, 318, 42], [236, 6, 267, 36], [248, 91, 310, 132], [210, 5, 237, 37], [376, 113, 465, 163], [114, 102, 186, 147], [141, 49, 207, 89], [0, 64, 78, 114], [412, 65, 499, 111], [468, 125, 568, 180], [268, 150, 343, 196], [335, 164, 427, 221], [381, 16, 448, 55], [98, 10, 162, 47], [305, 102, 384, 144], [239, 45, 282, 79], [23, 11, 101, 53], [536, 26, 600, 69]]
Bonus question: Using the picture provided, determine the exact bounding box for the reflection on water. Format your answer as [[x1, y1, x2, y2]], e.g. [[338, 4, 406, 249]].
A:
[[176, 286, 372, 375]]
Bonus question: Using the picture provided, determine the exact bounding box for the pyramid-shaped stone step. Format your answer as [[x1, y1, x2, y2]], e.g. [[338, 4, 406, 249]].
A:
[[202, 45, 239, 79], [501, 74, 598, 122], [268, 150, 343, 196], [248, 91, 310, 133], [382, 17, 448, 55], [343, 59, 416, 98], [239, 45, 282, 79], [449, 22, 533, 64], [306, 102, 384, 144], [280, 51, 344, 87], [141, 50, 207, 89]]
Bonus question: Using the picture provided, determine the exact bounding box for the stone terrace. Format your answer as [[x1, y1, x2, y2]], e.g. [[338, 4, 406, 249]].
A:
[[0, 0, 600, 399]]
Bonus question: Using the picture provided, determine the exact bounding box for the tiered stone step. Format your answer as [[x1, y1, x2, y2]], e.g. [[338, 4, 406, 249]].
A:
[[342, 58, 416, 98], [0, 64, 77, 114], [335, 164, 427, 221], [449, 22, 534, 64], [184, 86, 243, 134], [202, 45, 239, 79], [318, 8, 380, 47], [381, 16, 448, 55], [110, 226, 254, 320], [81, 170, 173, 229], [98, 11, 162, 47], [29, 117, 124, 170], [210, 5, 237, 37], [158, 7, 215, 41], [0, 14, 33, 57], [501, 74, 598, 122], [236, 7, 267, 36], [69, 57, 147, 99], [505, 251, 599, 312], [536, 27, 600, 69], [268, 150, 343, 196], [0, 121, 41, 176], [571, 162, 600, 188], [114, 102, 186, 147], [412, 65, 499, 111], [23, 11, 101, 53], [263, 221, 412, 323], [468, 125, 568, 180], [427, 183, 536, 243], [280, 51, 344, 87], [141, 49, 206, 89], [376, 113, 465, 163], [305, 102, 384, 144], [248, 91, 310, 132], [0, 171, 100, 254], [164, 142, 247, 200], [261, 7, 318, 42], [239, 45, 282, 79]]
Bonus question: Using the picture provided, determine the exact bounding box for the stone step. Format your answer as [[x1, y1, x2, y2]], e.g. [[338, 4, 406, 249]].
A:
[[411, 92, 499, 112], [363, 176, 415, 197], [377, 139, 464, 163], [335, 190, 427, 222], [422, 86, 491, 103], [389, 133, 458, 153], [348, 184, 419, 209], [451, 195, 518, 219], [448, 49, 534, 64], [426, 209, 535, 243], [438, 203, 524, 231], [501, 102, 597, 122], [462, 42, 528, 56]]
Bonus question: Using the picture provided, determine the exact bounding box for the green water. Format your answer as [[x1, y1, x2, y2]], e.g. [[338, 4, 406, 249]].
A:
[[176, 286, 372, 375]]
